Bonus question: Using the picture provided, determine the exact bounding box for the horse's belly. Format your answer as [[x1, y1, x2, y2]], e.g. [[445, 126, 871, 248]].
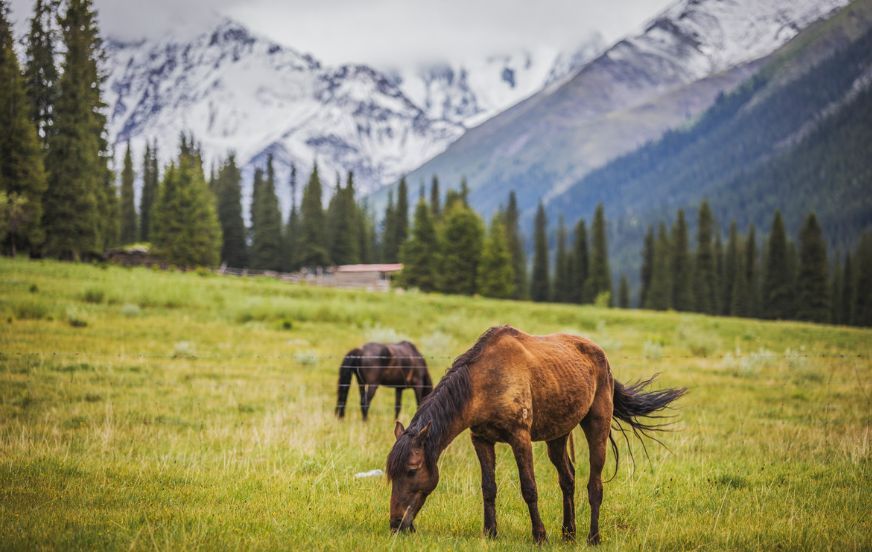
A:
[[530, 369, 595, 441]]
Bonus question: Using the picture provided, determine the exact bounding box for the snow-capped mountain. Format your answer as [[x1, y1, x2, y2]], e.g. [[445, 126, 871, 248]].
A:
[[103, 19, 602, 216]]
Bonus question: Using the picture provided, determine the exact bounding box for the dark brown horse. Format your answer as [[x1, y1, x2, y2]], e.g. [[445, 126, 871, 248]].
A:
[[386, 326, 685, 544], [335, 341, 433, 421]]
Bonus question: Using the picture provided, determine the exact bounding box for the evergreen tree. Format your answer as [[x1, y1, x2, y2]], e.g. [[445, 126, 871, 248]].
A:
[[43, 0, 111, 259], [572, 219, 589, 303], [530, 202, 550, 302], [250, 155, 283, 270], [327, 172, 360, 265], [504, 191, 527, 299], [670, 210, 692, 311], [400, 197, 438, 291], [381, 191, 397, 262], [722, 221, 739, 315], [298, 164, 329, 268], [214, 154, 247, 267], [714, 232, 724, 314], [644, 223, 671, 310], [850, 232, 872, 326], [763, 211, 794, 319], [830, 256, 843, 325], [554, 216, 570, 302], [430, 175, 441, 220], [281, 163, 298, 271], [692, 201, 718, 314], [24, 0, 57, 148], [119, 142, 137, 244], [139, 141, 159, 242], [152, 138, 221, 267], [618, 275, 630, 309], [460, 177, 469, 205], [745, 225, 759, 317], [437, 202, 483, 295], [795, 213, 830, 322], [585, 203, 612, 305], [0, 1, 47, 255], [639, 225, 654, 307], [478, 217, 515, 299], [731, 239, 751, 317], [842, 253, 855, 325], [395, 176, 409, 251]]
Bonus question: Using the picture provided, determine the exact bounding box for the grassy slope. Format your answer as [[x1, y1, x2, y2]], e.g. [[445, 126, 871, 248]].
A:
[[0, 258, 870, 550]]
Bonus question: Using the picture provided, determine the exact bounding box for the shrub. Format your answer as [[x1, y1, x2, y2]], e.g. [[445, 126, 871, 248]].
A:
[[82, 288, 104, 304]]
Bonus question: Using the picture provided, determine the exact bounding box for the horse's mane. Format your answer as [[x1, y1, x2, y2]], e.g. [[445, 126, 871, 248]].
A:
[[387, 326, 518, 480]]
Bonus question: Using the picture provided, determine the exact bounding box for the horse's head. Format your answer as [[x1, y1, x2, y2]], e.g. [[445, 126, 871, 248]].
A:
[[386, 420, 438, 533]]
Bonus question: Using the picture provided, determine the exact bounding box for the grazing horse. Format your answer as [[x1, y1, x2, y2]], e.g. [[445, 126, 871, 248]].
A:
[[386, 326, 686, 544], [335, 341, 433, 421]]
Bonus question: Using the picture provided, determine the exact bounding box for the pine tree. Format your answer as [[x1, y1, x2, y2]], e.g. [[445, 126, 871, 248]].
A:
[[731, 239, 751, 317], [763, 211, 793, 320], [281, 163, 298, 271], [381, 191, 397, 262], [119, 142, 137, 244], [24, 0, 58, 148], [722, 221, 739, 315], [670, 210, 692, 311], [298, 164, 329, 268], [830, 255, 843, 325], [842, 253, 855, 325], [479, 217, 515, 299], [504, 191, 527, 299], [585, 203, 612, 305], [795, 213, 830, 322], [0, 1, 47, 255], [854, 232, 872, 327], [152, 138, 221, 267], [42, 0, 110, 259], [572, 219, 589, 303], [530, 202, 550, 302], [250, 155, 283, 270], [618, 275, 630, 309], [327, 172, 360, 265], [692, 201, 718, 314], [645, 223, 671, 310], [714, 232, 724, 314], [745, 225, 759, 317], [430, 175, 440, 220], [554, 216, 570, 302], [139, 142, 159, 242], [437, 202, 483, 295], [639, 225, 654, 307], [400, 197, 438, 291], [214, 154, 247, 267], [395, 176, 409, 251]]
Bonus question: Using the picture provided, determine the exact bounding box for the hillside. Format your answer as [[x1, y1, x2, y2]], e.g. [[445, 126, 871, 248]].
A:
[[1, 258, 870, 549], [549, 0, 872, 286]]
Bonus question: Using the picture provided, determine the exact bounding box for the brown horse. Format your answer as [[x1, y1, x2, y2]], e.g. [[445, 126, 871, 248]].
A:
[[335, 341, 433, 421], [386, 326, 685, 544]]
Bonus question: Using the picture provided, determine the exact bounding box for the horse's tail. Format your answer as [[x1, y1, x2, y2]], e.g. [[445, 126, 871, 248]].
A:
[[609, 374, 687, 474], [335, 348, 362, 418]]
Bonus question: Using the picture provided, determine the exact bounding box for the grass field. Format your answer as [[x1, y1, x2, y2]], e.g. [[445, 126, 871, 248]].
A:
[[0, 257, 870, 550]]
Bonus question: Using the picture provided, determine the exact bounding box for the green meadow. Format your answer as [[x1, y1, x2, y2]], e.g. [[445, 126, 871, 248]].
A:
[[0, 257, 869, 550]]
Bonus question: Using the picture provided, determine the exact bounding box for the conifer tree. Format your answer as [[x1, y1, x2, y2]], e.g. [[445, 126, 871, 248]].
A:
[[119, 142, 137, 244], [731, 239, 751, 317], [214, 154, 247, 267], [585, 203, 612, 305], [854, 232, 872, 327], [530, 202, 550, 302], [152, 138, 221, 267], [381, 191, 397, 262], [395, 176, 409, 250], [460, 177, 469, 205], [24, 0, 57, 148], [692, 201, 718, 314], [670, 210, 691, 311], [554, 216, 570, 302], [43, 0, 111, 259], [479, 217, 515, 299], [437, 202, 483, 295], [250, 155, 283, 270], [327, 172, 360, 265], [714, 232, 724, 314], [0, 1, 47, 255], [504, 191, 527, 299], [298, 164, 329, 268], [281, 163, 298, 271], [763, 211, 794, 319], [722, 221, 739, 315], [745, 225, 759, 317], [796, 213, 830, 322], [841, 253, 855, 325], [618, 275, 630, 309], [400, 197, 438, 291], [139, 142, 159, 242], [430, 175, 441, 220], [639, 225, 654, 307], [645, 223, 671, 310], [830, 256, 843, 325], [572, 219, 589, 303]]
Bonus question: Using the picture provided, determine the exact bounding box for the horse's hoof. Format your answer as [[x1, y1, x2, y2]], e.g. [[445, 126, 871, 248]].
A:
[[484, 527, 497, 539], [533, 531, 547, 545], [562, 530, 577, 542], [587, 533, 601, 545]]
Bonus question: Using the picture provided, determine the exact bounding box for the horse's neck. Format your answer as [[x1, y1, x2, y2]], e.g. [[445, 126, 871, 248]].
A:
[[419, 398, 471, 461]]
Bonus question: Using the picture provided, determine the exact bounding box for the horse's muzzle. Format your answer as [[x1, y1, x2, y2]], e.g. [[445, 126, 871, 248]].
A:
[[390, 518, 415, 533]]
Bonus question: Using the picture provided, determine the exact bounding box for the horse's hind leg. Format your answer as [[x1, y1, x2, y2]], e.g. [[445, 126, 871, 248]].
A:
[[546, 434, 576, 541], [362, 384, 379, 421], [581, 406, 611, 545], [394, 388, 402, 419]]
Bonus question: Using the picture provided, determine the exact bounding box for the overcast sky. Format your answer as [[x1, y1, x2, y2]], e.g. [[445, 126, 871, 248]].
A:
[[9, 0, 675, 67]]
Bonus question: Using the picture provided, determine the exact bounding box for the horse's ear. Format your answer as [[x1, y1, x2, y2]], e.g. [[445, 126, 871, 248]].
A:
[[416, 421, 431, 442], [394, 421, 405, 440]]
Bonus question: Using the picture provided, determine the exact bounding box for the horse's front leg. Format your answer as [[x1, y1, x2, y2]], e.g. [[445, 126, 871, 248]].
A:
[[471, 435, 498, 538], [509, 431, 546, 544], [547, 434, 576, 541], [394, 388, 402, 419]]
